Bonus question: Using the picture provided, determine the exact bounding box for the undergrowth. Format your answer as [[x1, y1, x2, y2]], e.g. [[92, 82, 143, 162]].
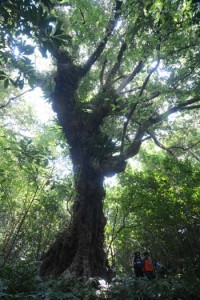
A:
[[0, 261, 200, 299]]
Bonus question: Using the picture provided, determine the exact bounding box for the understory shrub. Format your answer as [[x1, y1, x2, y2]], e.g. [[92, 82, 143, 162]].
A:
[[0, 263, 200, 300]]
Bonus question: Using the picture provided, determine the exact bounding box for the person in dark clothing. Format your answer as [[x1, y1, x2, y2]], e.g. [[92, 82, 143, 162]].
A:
[[133, 251, 144, 278]]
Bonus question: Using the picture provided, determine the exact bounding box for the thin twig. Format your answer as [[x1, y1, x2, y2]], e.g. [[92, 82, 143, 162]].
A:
[[168, 141, 200, 151], [0, 88, 33, 109], [147, 129, 174, 156]]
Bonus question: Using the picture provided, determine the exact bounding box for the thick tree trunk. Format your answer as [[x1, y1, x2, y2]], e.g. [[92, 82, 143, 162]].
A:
[[40, 50, 126, 278], [40, 167, 108, 278]]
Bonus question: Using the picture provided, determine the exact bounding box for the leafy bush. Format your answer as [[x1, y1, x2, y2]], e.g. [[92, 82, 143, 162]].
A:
[[0, 261, 38, 294], [1, 264, 200, 300], [104, 273, 200, 300]]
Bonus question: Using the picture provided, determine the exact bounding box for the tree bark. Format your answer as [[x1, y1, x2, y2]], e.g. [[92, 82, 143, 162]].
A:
[[40, 165, 108, 278]]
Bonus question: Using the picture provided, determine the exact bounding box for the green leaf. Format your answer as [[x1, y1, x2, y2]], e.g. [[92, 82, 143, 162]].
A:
[[0, 71, 7, 80], [4, 78, 9, 89]]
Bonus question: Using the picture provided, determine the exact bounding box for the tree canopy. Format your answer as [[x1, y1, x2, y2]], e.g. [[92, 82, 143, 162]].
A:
[[1, 1, 199, 156]]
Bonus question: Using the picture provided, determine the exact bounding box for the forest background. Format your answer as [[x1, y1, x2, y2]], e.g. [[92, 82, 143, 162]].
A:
[[0, 0, 200, 299]]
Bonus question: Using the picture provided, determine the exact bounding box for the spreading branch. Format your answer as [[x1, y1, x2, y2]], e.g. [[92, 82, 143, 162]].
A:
[[145, 91, 160, 102], [168, 141, 200, 151], [117, 60, 143, 93], [124, 125, 146, 159], [161, 97, 200, 120], [120, 61, 160, 154], [147, 130, 200, 158], [188, 150, 200, 162], [138, 59, 160, 97], [100, 59, 108, 86], [147, 129, 174, 155], [82, 0, 123, 76], [120, 101, 137, 154], [141, 96, 200, 126], [105, 42, 127, 87], [120, 86, 141, 94], [123, 96, 200, 160]]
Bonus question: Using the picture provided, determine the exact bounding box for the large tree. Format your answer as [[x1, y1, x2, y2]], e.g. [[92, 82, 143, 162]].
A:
[[1, 0, 200, 278]]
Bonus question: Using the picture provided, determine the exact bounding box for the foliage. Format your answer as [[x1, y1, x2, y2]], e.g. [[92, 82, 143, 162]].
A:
[[0, 0, 70, 89], [1, 269, 200, 300], [105, 151, 200, 273], [0, 0, 199, 157], [106, 273, 200, 300], [0, 103, 73, 268]]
